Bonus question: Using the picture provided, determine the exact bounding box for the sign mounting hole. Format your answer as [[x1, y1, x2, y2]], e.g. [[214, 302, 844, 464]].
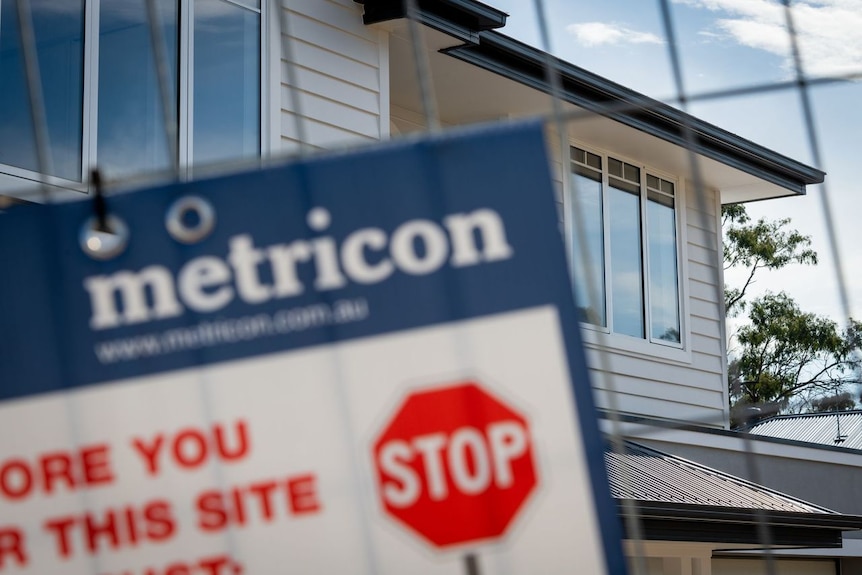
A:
[[166, 196, 216, 244]]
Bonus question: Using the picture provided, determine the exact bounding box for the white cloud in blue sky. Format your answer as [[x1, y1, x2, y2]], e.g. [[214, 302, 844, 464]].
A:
[[566, 22, 664, 47], [675, 0, 862, 78]]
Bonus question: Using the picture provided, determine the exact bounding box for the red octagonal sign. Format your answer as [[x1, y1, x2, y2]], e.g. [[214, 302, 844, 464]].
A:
[[372, 381, 538, 548]]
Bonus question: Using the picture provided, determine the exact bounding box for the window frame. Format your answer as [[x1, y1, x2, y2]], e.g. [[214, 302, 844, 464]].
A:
[[566, 140, 690, 362], [0, 0, 267, 199]]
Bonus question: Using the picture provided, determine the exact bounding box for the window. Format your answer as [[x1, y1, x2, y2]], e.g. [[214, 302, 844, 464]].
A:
[[569, 146, 682, 346], [0, 0, 261, 186]]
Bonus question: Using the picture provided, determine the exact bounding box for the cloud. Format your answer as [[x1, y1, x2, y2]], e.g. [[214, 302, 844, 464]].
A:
[[566, 22, 664, 48], [674, 0, 862, 78]]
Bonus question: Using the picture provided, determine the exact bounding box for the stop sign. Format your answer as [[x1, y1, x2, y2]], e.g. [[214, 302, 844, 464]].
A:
[[372, 381, 538, 548]]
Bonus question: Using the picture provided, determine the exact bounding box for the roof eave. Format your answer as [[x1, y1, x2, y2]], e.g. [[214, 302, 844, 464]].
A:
[[619, 500, 862, 547], [442, 30, 824, 197]]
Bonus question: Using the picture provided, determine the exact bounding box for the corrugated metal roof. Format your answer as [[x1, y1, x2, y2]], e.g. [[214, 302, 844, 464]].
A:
[[606, 441, 833, 514], [746, 411, 862, 450]]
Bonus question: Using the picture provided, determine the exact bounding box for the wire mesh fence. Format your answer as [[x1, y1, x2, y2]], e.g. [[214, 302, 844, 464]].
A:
[[1, 1, 861, 574]]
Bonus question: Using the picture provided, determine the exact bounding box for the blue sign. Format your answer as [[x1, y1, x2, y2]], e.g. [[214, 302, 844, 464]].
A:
[[0, 122, 625, 575]]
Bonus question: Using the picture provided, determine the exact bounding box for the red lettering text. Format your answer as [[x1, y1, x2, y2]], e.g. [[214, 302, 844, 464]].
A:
[[44, 500, 176, 559], [0, 444, 115, 502], [195, 473, 321, 532], [0, 527, 28, 568], [102, 554, 242, 575], [131, 420, 249, 477]]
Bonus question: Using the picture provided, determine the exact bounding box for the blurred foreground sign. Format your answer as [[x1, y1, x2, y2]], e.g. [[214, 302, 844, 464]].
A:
[[0, 123, 625, 574]]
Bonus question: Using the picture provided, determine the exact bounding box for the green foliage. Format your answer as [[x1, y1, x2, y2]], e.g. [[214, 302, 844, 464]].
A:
[[722, 205, 817, 317], [730, 292, 862, 411], [723, 205, 861, 422]]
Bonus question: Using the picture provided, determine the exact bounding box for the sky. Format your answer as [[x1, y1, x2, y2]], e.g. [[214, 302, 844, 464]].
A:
[[489, 0, 862, 335]]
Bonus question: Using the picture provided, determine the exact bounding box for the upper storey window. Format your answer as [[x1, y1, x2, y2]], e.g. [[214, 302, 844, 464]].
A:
[[569, 146, 682, 346], [0, 0, 261, 186]]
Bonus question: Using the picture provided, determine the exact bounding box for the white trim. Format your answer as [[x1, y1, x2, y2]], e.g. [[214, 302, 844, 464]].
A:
[[84, 0, 99, 187], [614, 422, 862, 467], [220, 0, 261, 12], [377, 27, 389, 140], [0, 170, 86, 201], [677, 176, 693, 359], [259, 0, 271, 156], [179, 0, 192, 178], [581, 327, 692, 364], [267, 0, 281, 155], [716, 190, 731, 428]]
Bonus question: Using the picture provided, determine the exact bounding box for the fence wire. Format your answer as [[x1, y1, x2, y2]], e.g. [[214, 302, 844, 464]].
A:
[[2, 0, 860, 574]]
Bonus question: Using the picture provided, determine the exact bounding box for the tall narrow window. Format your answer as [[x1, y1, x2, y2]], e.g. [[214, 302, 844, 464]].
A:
[[569, 146, 682, 348], [98, 0, 178, 179], [608, 158, 644, 339], [193, 0, 260, 166], [570, 147, 606, 327], [647, 175, 681, 343], [0, 0, 84, 180]]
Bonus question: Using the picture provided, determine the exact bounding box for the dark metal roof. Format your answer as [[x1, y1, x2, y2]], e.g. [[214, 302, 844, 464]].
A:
[[607, 441, 829, 513], [607, 442, 862, 545], [746, 411, 862, 450]]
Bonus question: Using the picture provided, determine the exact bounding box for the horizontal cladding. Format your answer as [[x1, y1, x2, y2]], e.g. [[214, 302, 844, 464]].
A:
[[280, 113, 378, 149], [280, 88, 380, 138], [291, 41, 380, 91], [278, 0, 384, 150], [586, 367, 723, 408], [596, 392, 725, 425], [288, 10, 379, 65], [284, 64, 380, 114], [687, 243, 719, 267], [687, 225, 720, 251], [689, 278, 721, 304], [688, 262, 721, 295], [587, 348, 723, 394], [288, 0, 379, 43]]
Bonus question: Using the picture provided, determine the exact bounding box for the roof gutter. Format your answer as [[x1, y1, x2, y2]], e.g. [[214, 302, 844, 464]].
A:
[[355, 0, 507, 44], [619, 500, 862, 547]]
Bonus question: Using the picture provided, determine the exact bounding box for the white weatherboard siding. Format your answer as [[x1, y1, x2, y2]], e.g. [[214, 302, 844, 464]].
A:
[[273, 0, 388, 152], [590, 182, 726, 427]]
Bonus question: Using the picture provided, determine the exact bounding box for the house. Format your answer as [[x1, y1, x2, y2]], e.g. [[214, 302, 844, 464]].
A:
[[1, 0, 859, 573]]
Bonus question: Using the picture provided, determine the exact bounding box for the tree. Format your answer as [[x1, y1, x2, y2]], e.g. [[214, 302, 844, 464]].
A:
[[723, 205, 861, 424], [723, 204, 817, 317], [729, 292, 862, 410]]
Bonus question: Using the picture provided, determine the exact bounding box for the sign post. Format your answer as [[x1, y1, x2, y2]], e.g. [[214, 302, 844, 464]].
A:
[[0, 122, 627, 574]]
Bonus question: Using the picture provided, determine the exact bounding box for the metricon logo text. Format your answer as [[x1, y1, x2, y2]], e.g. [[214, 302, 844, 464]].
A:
[[83, 207, 515, 330]]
